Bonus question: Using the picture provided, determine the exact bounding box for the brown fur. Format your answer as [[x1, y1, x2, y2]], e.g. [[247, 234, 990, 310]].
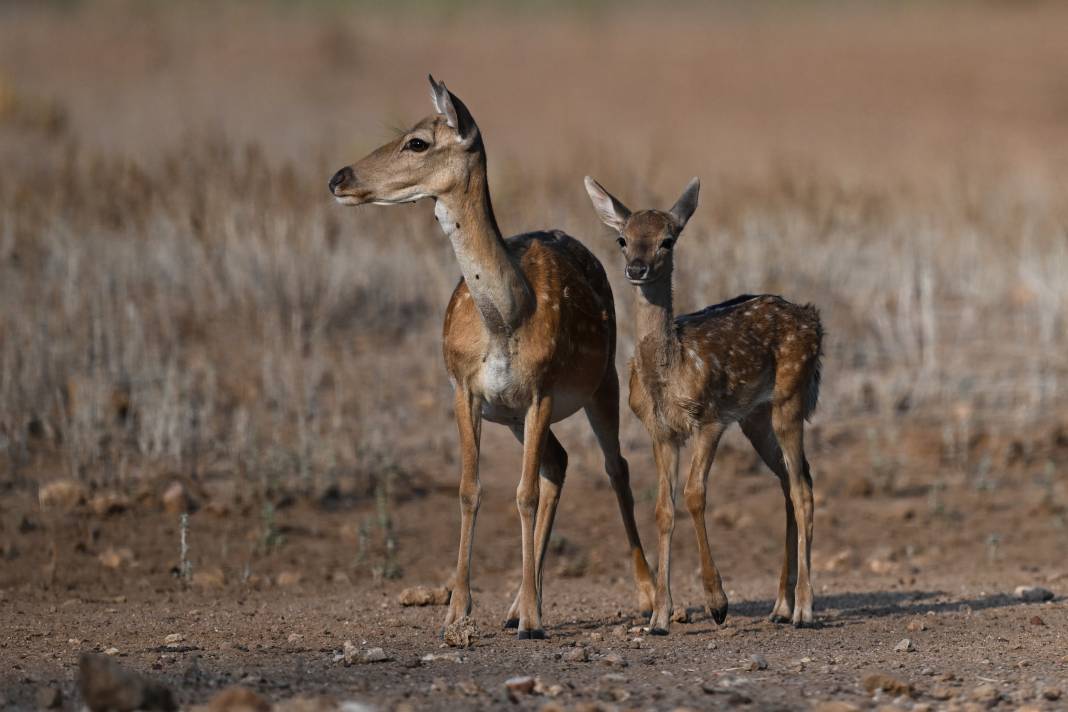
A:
[[586, 176, 824, 630], [330, 78, 655, 638]]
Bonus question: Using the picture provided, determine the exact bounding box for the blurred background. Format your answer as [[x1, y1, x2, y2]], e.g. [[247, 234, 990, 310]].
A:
[[2, 0, 1067, 590]]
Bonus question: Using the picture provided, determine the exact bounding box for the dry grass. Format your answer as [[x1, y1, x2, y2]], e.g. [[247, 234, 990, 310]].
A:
[[1, 1, 1067, 496]]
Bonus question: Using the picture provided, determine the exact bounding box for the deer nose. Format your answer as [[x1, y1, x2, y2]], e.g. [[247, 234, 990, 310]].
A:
[[626, 260, 650, 281], [329, 167, 354, 195]]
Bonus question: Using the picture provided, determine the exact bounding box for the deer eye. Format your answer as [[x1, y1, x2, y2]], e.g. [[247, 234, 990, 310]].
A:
[[404, 138, 429, 152], [617, 237, 627, 248], [659, 238, 675, 250]]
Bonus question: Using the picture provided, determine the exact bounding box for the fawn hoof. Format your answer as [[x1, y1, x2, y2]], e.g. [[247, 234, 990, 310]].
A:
[[648, 627, 669, 636], [793, 618, 818, 629], [517, 629, 545, 640], [503, 618, 519, 629], [710, 604, 728, 626], [769, 613, 791, 624]]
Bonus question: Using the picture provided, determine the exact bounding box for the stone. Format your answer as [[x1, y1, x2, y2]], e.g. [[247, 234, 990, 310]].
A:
[[192, 568, 226, 589], [1014, 585, 1054, 603], [397, 586, 450, 606], [602, 653, 627, 667], [906, 618, 927, 632], [1042, 687, 1062, 701], [161, 481, 189, 514], [746, 653, 768, 671], [360, 647, 390, 663], [79, 653, 176, 712], [202, 687, 271, 712], [1030, 615, 1045, 626], [894, 638, 915, 652], [863, 673, 913, 698], [89, 493, 130, 517], [565, 646, 589, 663], [39, 480, 87, 512], [930, 686, 955, 700], [505, 675, 536, 700], [442, 616, 478, 648], [970, 683, 1000, 705], [811, 703, 861, 712], [276, 571, 302, 586]]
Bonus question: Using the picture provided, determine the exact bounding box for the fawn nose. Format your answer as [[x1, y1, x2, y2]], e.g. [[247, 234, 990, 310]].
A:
[[329, 167, 354, 195], [626, 260, 650, 281]]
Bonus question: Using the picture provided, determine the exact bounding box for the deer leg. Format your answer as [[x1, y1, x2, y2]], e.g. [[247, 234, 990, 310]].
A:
[[648, 438, 680, 634], [584, 371, 656, 617], [442, 386, 482, 633], [515, 394, 554, 639], [741, 407, 797, 623], [683, 422, 729, 625], [772, 396, 815, 627], [503, 430, 567, 629]]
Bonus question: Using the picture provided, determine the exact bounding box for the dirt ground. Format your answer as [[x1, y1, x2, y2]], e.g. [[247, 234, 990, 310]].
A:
[[3, 417, 1067, 711]]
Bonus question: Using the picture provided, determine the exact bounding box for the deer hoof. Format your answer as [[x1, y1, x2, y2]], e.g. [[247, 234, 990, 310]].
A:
[[710, 604, 728, 625], [648, 627, 669, 636], [503, 618, 519, 629], [517, 629, 545, 640], [768, 613, 791, 624], [793, 619, 818, 629]]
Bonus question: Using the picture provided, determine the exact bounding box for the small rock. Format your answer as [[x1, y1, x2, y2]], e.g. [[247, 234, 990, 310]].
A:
[[602, 653, 627, 667], [906, 618, 927, 632], [746, 654, 768, 671], [565, 646, 589, 663], [39, 479, 87, 512], [1042, 687, 1062, 701], [36, 686, 63, 709], [161, 481, 189, 514], [863, 673, 913, 698], [192, 568, 226, 589], [970, 683, 1000, 705], [202, 686, 270, 712], [89, 493, 131, 517], [1014, 585, 1054, 603], [442, 616, 478, 648], [533, 679, 563, 697], [104, 647, 121, 656], [98, 547, 135, 570], [79, 653, 176, 712], [455, 679, 482, 696], [397, 585, 450, 607], [894, 638, 915, 652], [360, 647, 390, 663], [163, 634, 184, 645], [930, 686, 955, 700], [286, 633, 304, 644], [276, 571, 302, 587], [672, 607, 692, 624], [1030, 615, 1045, 626], [812, 703, 860, 712], [505, 675, 536, 700]]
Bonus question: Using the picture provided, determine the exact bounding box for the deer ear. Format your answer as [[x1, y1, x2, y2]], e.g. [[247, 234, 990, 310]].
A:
[[668, 177, 700, 230], [584, 177, 631, 233], [428, 74, 479, 147]]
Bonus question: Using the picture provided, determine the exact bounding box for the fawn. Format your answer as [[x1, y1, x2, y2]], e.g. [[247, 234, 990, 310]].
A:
[[329, 77, 656, 639], [585, 176, 823, 630]]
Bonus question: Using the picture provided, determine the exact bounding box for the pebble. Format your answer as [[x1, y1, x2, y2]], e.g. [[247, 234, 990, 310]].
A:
[[1042, 686, 1063, 701], [863, 673, 913, 697], [602, 653, 627, 667], [1014, 585, 1054, 603], [930, 686, 954, 700], [505, 675, 536, 699], [745, 654, 768, 671], [906, 618, 927, 632], [360, 647, 390, 663], [970, 683, 1000, 704], [564, 646, 589, 663], [163, 634, 184, 645], [893, 638, 915, 652], [397, 586, 451, 607], [442, 616, 478, 648], [1029, 615, 1045, 626]]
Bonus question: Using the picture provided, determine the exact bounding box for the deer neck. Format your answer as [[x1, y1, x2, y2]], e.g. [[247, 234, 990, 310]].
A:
[[434, 160, 533, 335], [634, 276, 680, 370]]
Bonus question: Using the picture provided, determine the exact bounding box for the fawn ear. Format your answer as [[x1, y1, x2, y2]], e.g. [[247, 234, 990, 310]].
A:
[[428, 75, 479, 147], [669, 177, 700, 230], [584, 176, 631, 233]]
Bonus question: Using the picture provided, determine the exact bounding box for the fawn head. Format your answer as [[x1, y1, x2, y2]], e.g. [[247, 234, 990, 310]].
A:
[[584, 177, 700, 285], [330, 76, 483, 206]]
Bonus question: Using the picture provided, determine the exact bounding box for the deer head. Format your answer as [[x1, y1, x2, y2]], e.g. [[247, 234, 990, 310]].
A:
[[584, 177, 700, 285], [329, 76, 484, 206]]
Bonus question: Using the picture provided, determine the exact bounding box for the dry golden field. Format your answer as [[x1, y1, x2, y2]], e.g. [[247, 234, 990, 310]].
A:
[[1, 2, 1067, 710]]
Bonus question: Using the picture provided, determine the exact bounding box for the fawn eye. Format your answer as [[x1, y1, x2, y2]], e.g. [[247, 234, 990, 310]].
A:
[[617, 237, 627, 248], [404, 138, 429, 152], [659, 238, 675, 250]]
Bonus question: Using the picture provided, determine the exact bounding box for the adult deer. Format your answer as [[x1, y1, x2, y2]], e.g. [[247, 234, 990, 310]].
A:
[[329, 77, 655, 639], [584, 176, 823, 631]]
